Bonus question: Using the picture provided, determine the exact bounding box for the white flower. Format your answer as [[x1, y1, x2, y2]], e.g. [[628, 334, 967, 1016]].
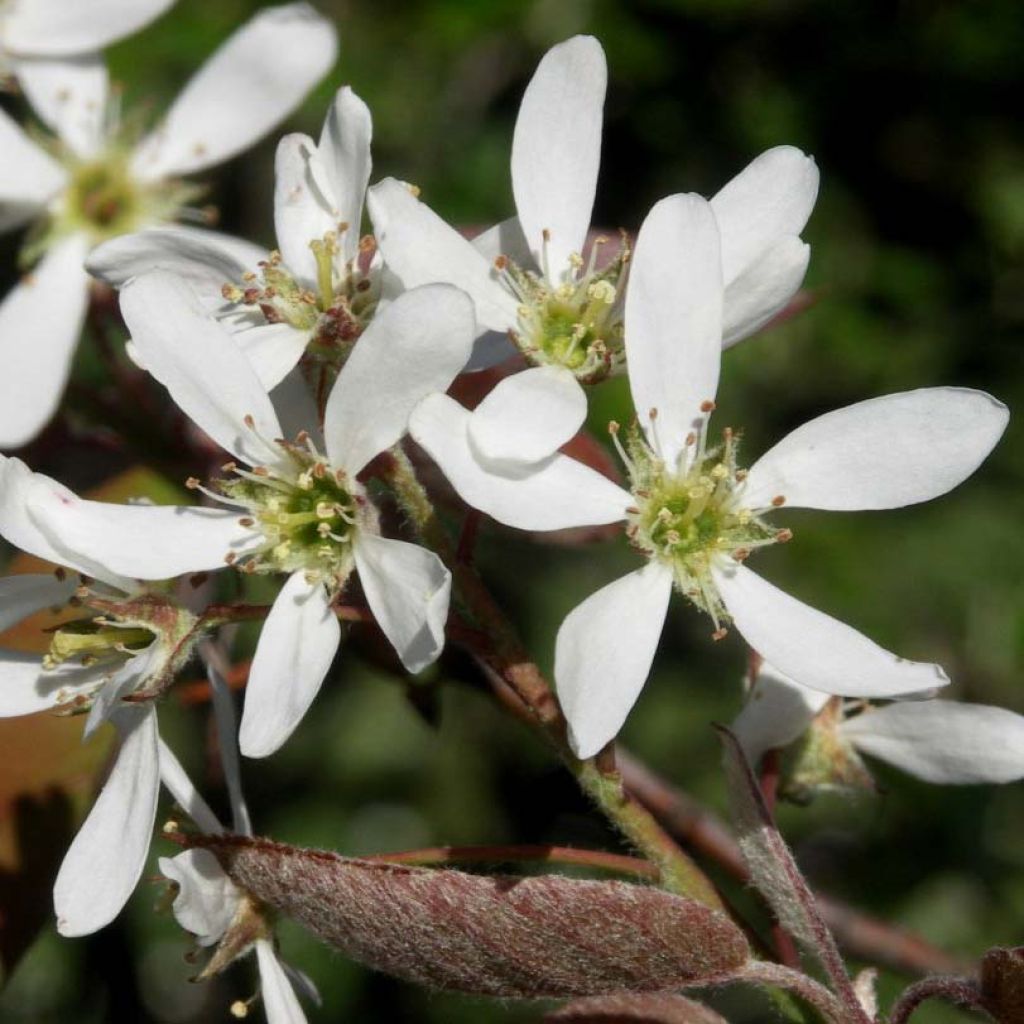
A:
[[410, 193, 1009, 759], [734, 662, 1024, 786], [0, 3, 338, 448], [89, 84, 392, 395], [30, 271, 475, 757], [366, 34, 817, 394], [0, 0, 175, 75]]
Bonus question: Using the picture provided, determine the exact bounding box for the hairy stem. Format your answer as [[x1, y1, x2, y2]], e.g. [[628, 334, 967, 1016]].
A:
[[889, 976, 993, 1024]]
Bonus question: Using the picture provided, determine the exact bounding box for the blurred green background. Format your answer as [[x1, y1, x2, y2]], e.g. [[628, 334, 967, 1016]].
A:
[[1, 0, 1022, 1021]]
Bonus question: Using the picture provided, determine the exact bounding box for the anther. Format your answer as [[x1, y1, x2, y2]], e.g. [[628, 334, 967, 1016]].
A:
[[711, 627, 728, 642], [771, 495, 786, 507], [775, 528, 793, 543], [185, 477, 200, 489], [700, 400, 716, 413]]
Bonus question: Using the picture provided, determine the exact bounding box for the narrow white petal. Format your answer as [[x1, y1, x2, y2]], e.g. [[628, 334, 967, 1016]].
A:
[[0, 654, 98, 717], [354, 534, 450, 674], [410, 393, 632, 531], [367, 178, 519, 334], [0, 107, 66, 226], [158, 738, 223, 835], [120, 271, 284, 467], [4, 0, 174, 57], [555, 562, 673, 759], [714, 563, 950, 698], [273, 134, 337, 289], [318, 86, 372, 263], [743, 388, 1009, 512], [0, 234, 91, 449], [82, 643, 159, 739], [842, 701, 1024, 784], [14, 55, 108, 158], [87, 226, 267, 311], [0, 573, 76, 633], [237, 321, 311, 392], [625, 194, 723, 469], [130, 4, 338, 180], [272, 366, 324, 450], [256, 939, 309, 1024], [240, 573, 340, 759], [206, 663, 252, 835], [324, 284, 476, 476], [722, 236, 809, 348], [468, 366, 587, 465], [511, 36, 606, 276], [54, 705, 160, 936], [711, 146, 819, 284], [469, 216, 532, 267], [159, 849, 241, 947], [731, 662, 829, 764]]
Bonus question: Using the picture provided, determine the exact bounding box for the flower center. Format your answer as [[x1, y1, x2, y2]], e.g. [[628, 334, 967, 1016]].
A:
[[496, 233, 629, 384], [613, 416, 790, 630]]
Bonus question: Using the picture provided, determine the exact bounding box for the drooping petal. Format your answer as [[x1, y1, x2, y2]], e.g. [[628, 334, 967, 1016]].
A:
[[159, 849, 241, 947], [722, 236, 810, 348], [743, 388, 1009, 512], [0, 573, 76, 633], [206, 664, 252, 835], [120, 271, 285, 467], [323, 284, 476, 476], [511, 35, 606, 277], [0, 233, 91, 449], [13, 55, 108, 158], [714, 563, 949, 698], [239, 573, 340, 759], [625, 194, 723, 470], [467, 365, 586, 465], [842, 701, 1024, 784], [731, 662, 830, 764], [710, 146, 819, 284], [130, 4, 338, 180], [256, 939, 309, 1024], [157, 737, 223, 835], [0, 654, 99, 717], [367, 178, 519, 334], [54, 705, 160, 936], [86, 226, 267, 311], [3, 0, 175, 57], [0, 107, 66, 229], [273, 133, 337, 289], [353, 534, 450, 674], [236, 321, 311, 392], [410, 393, 632, 531], [318, 86, 372, 263], [554, 562, 673, 759]]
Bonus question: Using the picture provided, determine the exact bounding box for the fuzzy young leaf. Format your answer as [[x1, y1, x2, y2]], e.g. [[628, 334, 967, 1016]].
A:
[[545, 992, 730, 1023], [197, 834, 750, 999]]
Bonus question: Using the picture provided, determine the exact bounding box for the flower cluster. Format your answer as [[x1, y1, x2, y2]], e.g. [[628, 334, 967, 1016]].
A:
[[0, 9, 1019, 1024]]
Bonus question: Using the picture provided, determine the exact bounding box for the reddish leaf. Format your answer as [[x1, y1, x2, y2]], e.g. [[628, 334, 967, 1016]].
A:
[[545, 992, 730, 1023]]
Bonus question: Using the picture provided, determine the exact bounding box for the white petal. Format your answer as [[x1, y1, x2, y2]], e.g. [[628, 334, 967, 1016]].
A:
[[714, 563, 950, 698], [120, 271, 285, 467], [240, 573, 340, 759], [511, 36, 605, 277], [464, 330, 519, 373], [842, 701, 1024, 785], [4, 0, 174, 57], [206, 664, 252, 835], [409, 393, 632, 531], [157, 737, 223, 835], [0, 107, 65, 227], [324, 284, 476, 476], [467, 365, 586, 465], [273, 134, 337, 289], [0, 654, 99, 717], [354, 534, 450, 674], [367, 178, 519, 334], [237, 321, 311, 392], [469, 216, 532, 266], [731, 662, 829, 764], [130, 4, 338, 180], [256, 939, 309, 1024], [554, 562, 673, 759], [54, 705, 160, 936], [743, 388, 1009, 512], [625, 194, 723, 469], [318, 86, 372, 263], [14, 55, 108, 158], [0, 572, 76, 633], [0, 234, 91, 449], [82, 643, 160, 738], [271, 366, 324, 450], [159, 849, 241, 947], [722, 236, 809, 348], [711, 146, 819, 284], [86, 226, 267, 311]]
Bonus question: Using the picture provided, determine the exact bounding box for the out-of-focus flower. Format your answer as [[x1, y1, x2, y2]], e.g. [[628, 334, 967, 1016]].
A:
[[0, 3, 338, 448]]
